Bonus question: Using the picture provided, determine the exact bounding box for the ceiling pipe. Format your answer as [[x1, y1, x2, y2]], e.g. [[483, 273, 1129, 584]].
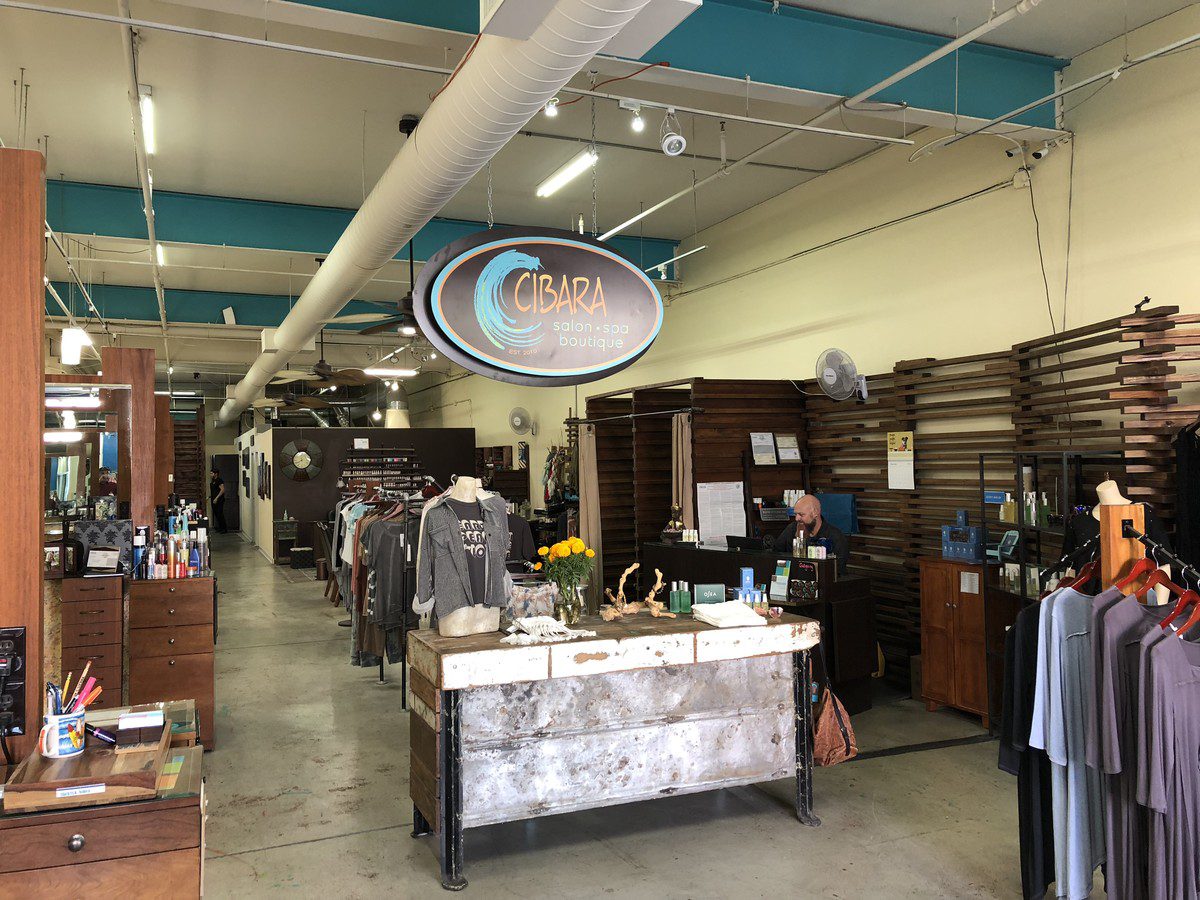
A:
[[600, 0, 1048, 240], [217, 0, 657, 425], [115, 0, 170, 371]]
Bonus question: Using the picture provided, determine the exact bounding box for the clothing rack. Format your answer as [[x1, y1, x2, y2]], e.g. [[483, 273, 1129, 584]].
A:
[[1120, 522, 1200, 588], [1038, 534, 1099, 588], [564, 406, 704, 426]]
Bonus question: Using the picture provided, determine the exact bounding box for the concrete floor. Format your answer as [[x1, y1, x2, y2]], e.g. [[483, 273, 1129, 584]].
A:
[[203, 536, 1030, 898]]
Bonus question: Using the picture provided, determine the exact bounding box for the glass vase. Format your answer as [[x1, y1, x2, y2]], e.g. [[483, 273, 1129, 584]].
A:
[[554, 582, 582, 626]]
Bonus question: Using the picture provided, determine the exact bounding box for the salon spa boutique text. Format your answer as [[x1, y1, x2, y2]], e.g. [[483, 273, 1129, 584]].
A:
[[510, 271, 627, 353]]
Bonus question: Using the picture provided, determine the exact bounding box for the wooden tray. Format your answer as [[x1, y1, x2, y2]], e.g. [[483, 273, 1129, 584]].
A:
[[2, 721, 171, 814]]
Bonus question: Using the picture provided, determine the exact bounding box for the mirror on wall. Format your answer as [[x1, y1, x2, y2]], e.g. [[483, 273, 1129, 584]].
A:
[[44, 384, 129, 518]]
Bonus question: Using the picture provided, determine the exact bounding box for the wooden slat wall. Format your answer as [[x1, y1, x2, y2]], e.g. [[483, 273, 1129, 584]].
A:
[[587, 398, 635, 591]]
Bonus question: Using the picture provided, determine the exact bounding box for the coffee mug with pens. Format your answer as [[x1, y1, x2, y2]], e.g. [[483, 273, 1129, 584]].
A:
[[41, 661, 104, 758]]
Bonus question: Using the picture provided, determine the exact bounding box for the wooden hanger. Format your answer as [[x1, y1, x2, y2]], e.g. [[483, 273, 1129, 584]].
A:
[[1114, 556, 1157, 593], [1160, 587, 1200, 632], [1063, 558, 1099, 591], [1135, 567, 1186, 603]]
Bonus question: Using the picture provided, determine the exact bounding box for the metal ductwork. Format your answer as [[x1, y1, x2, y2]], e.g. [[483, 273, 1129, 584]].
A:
[[218, 0, 655, 425]]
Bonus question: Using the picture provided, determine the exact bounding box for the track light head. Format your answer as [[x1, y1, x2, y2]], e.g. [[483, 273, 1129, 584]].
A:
[[659, 107, 686, 156], [544, 97, 560, 118], [631, 107, 644, 133], [1031, 141, 1055, 160]]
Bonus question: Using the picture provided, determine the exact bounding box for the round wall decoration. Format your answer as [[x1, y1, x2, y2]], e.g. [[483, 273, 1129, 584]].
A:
[[279, 439, 323, 482]]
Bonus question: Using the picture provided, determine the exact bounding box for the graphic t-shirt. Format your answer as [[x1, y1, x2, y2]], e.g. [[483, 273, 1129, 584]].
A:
[[446, 499, 486, 602]]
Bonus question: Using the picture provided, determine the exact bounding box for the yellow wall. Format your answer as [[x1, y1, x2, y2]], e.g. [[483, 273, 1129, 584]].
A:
[[411, 7, 1200, 501]]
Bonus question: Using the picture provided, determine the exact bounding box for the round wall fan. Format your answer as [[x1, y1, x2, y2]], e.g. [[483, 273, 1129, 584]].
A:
[[279, 439, 324, 482]]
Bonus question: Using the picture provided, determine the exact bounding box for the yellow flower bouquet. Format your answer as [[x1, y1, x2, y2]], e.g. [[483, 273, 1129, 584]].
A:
[[537, 537, 595, 625]]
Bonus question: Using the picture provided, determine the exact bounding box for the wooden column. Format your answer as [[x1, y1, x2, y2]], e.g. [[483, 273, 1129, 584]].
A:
[[0, 149, 46, 760], [101, 347, 157, 526]]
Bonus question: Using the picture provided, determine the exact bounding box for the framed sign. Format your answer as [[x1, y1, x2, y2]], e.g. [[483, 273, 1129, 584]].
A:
[[415, 227, 664, 386]]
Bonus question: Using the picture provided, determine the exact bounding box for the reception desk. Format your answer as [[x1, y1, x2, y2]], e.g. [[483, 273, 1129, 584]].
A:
[[641, 541, 876, 713]]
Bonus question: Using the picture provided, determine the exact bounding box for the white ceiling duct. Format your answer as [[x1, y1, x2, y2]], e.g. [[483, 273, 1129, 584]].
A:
[[217, 0, 659, 425]]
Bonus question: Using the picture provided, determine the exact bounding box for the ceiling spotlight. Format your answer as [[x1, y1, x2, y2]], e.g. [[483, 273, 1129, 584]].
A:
[[371, 408, 382, 421], [400, 325, 417, 336], [544, 97, 560, 118], [390, 381, 399, 392], [430, 351, 438, 360], [328, 384, 337, 392], [168, 365, 174, 375], [60, 327, 93, 366], [660, 108, 686, 157], [631, 107, 645, 133], [536, 147, 598, 198]]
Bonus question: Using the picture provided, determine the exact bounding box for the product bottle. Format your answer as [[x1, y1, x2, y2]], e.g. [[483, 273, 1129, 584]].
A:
[[792, 525, 807, 559], [1000, 493, 1015, 524], [1038, 492, 1051, 527]]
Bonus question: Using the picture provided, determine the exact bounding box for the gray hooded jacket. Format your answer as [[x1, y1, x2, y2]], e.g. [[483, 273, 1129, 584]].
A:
[[414, 490, 509, 622]]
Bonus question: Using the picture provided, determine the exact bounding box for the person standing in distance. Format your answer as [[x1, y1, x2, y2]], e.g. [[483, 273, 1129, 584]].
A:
[[210, 467, 228, 534]]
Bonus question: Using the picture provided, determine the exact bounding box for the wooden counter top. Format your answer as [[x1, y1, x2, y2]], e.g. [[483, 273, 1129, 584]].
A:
[[407, 611, 819, 690]]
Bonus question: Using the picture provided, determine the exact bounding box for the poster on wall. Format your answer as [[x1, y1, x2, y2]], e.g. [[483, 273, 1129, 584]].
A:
[[775, 434, 802, 463], [750, 432, 777, 466], [887, 430, 915, 490], [415, 227, 664, 386]]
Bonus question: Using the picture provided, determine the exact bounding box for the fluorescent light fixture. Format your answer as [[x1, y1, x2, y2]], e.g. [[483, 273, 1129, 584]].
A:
[[62, 410, 77, 429], [400, 325, 418, 336], [544, 97, 559, 118], [536, 148, 598, 198], [363, 367, 419, 378], [139, 85, 156, 155], [46, 396, 102, 409], [60, 327, 93, 366], [156, 243, 166, 266], [154, 390, 197, 397], [44, 430, 84, 443], [643, 244, 708, 275]]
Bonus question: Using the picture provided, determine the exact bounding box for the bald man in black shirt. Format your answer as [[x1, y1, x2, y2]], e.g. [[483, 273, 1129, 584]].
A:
[[773, 494, 849, 575]]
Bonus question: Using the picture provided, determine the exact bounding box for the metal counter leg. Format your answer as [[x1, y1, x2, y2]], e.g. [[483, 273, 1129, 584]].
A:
[[439, 689, 467, 890], [412, 804, 432, 837], [793, 649, 821, 827]]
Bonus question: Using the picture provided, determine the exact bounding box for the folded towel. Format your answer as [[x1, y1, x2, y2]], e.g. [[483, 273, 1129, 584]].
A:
[[691, 601, 767, 628], [501, 615, 598, 645]]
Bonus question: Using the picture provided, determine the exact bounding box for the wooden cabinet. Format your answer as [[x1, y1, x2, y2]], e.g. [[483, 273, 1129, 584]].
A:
[[128, 578, 215, 748], [60, 576, 124, 710], [919, 558, 989, 729]]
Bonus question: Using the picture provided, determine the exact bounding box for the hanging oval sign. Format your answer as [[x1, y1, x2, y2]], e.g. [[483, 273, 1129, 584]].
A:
[[414, 227, 664, 386]]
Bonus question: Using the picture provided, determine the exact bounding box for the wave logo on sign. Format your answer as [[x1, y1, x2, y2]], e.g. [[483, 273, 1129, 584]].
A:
[[417, 228, 664, 387], [474, 250, 544, 351]]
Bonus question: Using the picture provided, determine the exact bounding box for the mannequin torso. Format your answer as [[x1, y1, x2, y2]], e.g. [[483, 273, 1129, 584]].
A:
[[429, 476, 502, 637]]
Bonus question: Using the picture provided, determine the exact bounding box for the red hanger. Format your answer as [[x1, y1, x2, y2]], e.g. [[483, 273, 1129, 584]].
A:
[[1162, 588, 1200, 632], [1135, 568, 1186, 603], [1114, 556, 1157, 593], [1064, 559, 1099, 591]]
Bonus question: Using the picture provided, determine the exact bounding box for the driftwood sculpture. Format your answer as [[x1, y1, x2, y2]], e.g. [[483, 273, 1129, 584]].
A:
[[643, 569, 675, 618], [600, 564, 676, 620]]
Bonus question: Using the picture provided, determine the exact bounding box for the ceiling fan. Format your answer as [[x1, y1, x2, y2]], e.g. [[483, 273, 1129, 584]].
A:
[[269, 331, 376, 388], [356, 240, 419, 337]]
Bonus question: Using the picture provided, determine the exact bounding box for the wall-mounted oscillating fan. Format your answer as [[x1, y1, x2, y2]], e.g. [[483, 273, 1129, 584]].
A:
[[508, 407, 536, 437], [816, 348, 868, 401]]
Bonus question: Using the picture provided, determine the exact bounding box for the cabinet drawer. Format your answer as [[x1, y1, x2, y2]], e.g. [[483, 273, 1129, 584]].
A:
[[130, 624, 212, 659], [130, 579, 212, 604], [129, 653, 213, 707], [61, 640, 122, 672], [61, 596, 122, 627], [129, 594, 212, 630], [0, 805, 199, 875], [0, 849, 201, 897], [62, 576, 123, 602], [61, 619, 123, 649]]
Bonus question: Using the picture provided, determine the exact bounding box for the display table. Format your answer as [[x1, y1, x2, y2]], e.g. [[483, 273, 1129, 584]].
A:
[[641, 542, 876, 713], [407, 613, 821, 890]]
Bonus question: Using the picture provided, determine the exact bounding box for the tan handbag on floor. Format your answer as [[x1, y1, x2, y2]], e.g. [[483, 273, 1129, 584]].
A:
[[812, 644, 858, 766]]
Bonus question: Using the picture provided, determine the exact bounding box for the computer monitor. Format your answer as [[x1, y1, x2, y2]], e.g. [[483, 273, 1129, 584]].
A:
[[726, 535, 768, 552]]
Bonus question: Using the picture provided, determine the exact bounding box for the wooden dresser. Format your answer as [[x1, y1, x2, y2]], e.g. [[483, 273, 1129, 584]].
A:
[[128, 578, 216, 748], [0, 742, 205, 896], [918, 557, 990, 729], [60, 575, 125, 710]]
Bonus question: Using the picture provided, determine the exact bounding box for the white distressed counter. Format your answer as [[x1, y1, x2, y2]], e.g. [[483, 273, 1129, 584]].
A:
[[407, 613, 821, 890]]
